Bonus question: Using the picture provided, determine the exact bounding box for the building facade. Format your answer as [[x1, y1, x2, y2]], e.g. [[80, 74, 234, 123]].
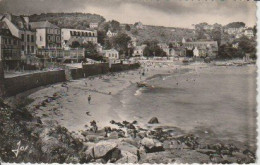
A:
[[106, 30, 117, 38], [183, 40, 218, 57], [30, 21, 61, 49], [0, 29, 21, 61], [89, 22, 98, 29], [1, 14, 36, 56], [61, 28, 97, 49], [132, 45, 146, 57], [102, 49, 119, 59]]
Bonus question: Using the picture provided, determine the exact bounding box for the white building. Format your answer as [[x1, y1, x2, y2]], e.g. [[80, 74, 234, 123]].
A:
[[106, 30, 117, 38], [61, 28, 97, 49], [169, 48, 176, 56], [30, 21, 61, 49], [244, 29, 254, 38], [96, 43, 103, 53], [193, 47, 200, 57], [132, 45, 146, 57], [224, 27, 244, 35], [102, 49, 119, 59], [182, 38, 186, 44], [89, 22, 98, 29]]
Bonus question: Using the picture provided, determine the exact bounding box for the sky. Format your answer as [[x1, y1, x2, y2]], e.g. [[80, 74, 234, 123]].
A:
[[0, 0, 256, 28]]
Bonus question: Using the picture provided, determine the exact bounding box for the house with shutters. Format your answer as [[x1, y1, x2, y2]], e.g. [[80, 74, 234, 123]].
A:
[[30, 21, 61, 49], [0, 14, 36, 56]]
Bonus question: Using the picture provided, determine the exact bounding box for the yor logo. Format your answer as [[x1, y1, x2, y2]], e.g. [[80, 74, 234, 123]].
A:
[[12, 141, 29, 157]]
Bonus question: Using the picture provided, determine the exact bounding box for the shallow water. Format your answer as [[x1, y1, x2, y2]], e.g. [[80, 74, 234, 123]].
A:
[[113, 65, 257, 147]]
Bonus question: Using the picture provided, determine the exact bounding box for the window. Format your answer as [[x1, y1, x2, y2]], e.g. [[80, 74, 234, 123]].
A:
[[31, 35, 34, 42], [27, 45, 30, 53], [56, 36, 60, 42], [8, 38, 12, 45], [40, 36, 42, 41], [22, 45, 25, 51], [21, 34, 24, 41], [13, 40, 17, 45], [48, 36, 51, 41], [27, 35, 30, 42], [31, 46, 34, 53]]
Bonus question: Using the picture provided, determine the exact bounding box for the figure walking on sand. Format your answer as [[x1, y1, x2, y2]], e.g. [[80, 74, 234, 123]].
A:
[[88, 95, 91, 104]]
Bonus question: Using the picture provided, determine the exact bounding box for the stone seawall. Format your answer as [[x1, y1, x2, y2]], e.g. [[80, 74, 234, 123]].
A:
[[3, 63, 140, 96], [70, 63, 140, 80], [4, 70, 66, 97]]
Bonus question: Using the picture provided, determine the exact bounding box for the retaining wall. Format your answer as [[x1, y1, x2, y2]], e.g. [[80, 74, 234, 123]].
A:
[[3, 63, 140, 96], [70, 63, 140, 80], [4, 70, 66, 97]]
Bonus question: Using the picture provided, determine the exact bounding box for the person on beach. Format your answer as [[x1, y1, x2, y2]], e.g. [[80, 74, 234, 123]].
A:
[[88, 95, 91, 104]]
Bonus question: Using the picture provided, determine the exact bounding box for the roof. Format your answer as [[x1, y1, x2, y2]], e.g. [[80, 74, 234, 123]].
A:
[[184, 41, 218, 45], [103, 49, 118, 53], [0, 29, 20, 39], [158, 43, 169, 48], [9, 15, 31, 30], [134, 45, 146, 50], [29, 21, 59, 29]]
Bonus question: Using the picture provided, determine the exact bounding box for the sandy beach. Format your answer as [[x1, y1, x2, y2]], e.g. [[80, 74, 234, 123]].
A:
[[27, 61, 179, 131]]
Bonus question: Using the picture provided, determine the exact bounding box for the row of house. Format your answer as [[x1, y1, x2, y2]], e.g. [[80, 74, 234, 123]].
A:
[[224, 27, 254, 39], [0, 13, 99, 67], [130, 37, 218, 58]]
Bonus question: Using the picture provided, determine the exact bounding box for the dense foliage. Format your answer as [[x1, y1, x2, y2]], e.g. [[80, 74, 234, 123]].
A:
[[143, 40, 167, 57]]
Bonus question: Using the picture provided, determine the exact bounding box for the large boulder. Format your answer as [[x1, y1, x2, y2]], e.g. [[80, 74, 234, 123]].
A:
[[141, 137, 164, 153], [116, 151, 138, 163], [89, 141, 118, 159], [118, 141, 138, 155], [148, 117, 159, 124]]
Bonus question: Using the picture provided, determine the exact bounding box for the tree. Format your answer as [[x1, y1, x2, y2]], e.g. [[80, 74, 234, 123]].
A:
[[125, 24, 131, 31], [70, 41, 80, 48], [142, 40, 167, 57], [112, 33, 131, 53], [110, 20, 121, 32], [81, 42, 104, 61], [225, 22, 245, 28], [237, 36, 256, 57], [97, 30, 106, 45], [211, 30, 222, 45], [81, 42, 98, 57], [104, 38, 112, 49]]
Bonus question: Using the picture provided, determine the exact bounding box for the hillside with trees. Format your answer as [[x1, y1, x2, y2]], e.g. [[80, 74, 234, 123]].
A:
[[125, 25, 196, 44], [29, 13, 106, 29]]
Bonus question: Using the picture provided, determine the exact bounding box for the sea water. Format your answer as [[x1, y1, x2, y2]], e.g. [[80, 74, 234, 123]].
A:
[[113, 65, 257, 147]]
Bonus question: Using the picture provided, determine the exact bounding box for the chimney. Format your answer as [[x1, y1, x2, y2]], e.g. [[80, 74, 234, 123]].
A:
[[23, 16, 29, 29], [23, 16, 29, 24]]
